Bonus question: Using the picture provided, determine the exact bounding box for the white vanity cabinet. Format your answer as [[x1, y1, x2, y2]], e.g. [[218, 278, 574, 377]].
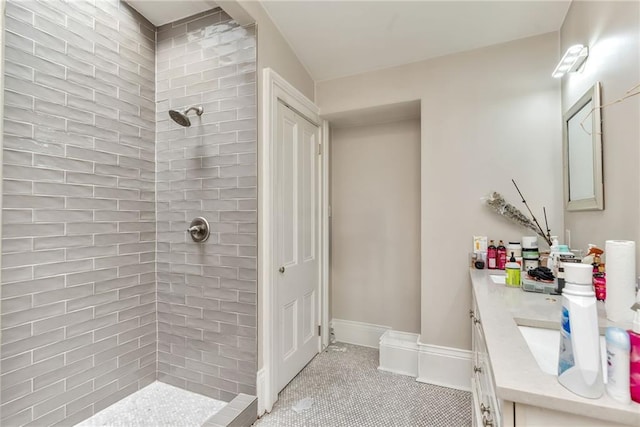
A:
[[470, 270, 638, 427], [471, 296, 514, 427]]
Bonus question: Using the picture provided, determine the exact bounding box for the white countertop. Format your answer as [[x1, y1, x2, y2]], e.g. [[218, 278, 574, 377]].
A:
[[470, 268, 640, 426]]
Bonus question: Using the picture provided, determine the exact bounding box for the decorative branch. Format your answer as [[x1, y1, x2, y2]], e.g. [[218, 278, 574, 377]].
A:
[[484, 191, 544, 238], [543, 207, 551, 243], [511, 179, 552, 246]]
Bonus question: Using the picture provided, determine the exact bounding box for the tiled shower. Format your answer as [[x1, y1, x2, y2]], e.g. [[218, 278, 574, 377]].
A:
[[0, 0, 257, 425]]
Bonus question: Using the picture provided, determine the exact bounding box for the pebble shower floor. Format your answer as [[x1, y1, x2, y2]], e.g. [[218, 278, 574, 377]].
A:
[[75, 382, 226, 427]]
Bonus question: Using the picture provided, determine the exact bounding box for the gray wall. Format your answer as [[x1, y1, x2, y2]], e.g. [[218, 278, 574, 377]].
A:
[[561, 0, 640, 264], [0, 0, 157, 425], [316, 33, 563, 351], [156, 10, 257, 401], [331, 119, 421, 333]]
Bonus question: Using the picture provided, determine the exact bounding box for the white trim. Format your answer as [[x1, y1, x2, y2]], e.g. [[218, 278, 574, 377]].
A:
[[330, 319, 390, 348], [256, 368, 267, 416], [0, 0, 5, 336], [320, 120, 330, 349], [214, 1, 255, 26], [417, 341, 472, 391], [327, 324, 470, 388], [259, 68, 322, 414], [378, 330, 419, 377]]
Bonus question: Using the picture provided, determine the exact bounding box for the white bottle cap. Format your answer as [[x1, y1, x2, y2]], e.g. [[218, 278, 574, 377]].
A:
[[564, 263, 593, 285]]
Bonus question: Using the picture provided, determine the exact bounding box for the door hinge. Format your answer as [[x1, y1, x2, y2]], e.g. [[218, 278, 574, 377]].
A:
[[318, 143, 322, 155], [317, 325, 321, 336]]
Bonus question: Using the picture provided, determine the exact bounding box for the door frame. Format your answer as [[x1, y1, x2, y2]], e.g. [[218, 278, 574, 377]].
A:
[[258, 68, 329, 414]]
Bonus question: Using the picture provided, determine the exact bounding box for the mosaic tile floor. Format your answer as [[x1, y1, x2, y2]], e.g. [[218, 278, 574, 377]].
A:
[[76, 381, 227, 427], [253, 343, 472, 427]]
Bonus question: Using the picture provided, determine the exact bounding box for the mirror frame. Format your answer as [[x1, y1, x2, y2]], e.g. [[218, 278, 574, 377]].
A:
[[563, 81, 604, 211]]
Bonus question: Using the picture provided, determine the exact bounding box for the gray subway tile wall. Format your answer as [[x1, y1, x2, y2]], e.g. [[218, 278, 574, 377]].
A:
[[1, 0, 157, 424], [1, 0, 256, 425], [156, 9, 257, 402]]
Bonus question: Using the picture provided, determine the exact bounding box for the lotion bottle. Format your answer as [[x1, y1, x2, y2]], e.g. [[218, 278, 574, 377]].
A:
[[487, 240, 497, 270], [630, 301, 640, 403], [557, 263, 604, 399], [605, 327, 631, 403], [497, 240, 507, 270]]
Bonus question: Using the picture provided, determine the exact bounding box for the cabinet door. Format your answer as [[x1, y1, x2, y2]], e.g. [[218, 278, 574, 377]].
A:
[[471, 298, 481, 374], [471, 377, 484, 427], [472, 297, 501, 427], [474, 322, 492, 417]]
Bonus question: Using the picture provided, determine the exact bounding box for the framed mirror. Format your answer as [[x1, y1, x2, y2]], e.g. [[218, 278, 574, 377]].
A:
[[563, 82, 604, 211]]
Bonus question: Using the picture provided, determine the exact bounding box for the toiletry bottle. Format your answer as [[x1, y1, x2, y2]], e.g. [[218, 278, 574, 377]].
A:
[[557, 263, 604, 399], [548, 236, 560, 270], [508, 241, 523, 269], [505, 253, 521, 287], [487, 240, 497, 270], [593, 273, 606, 301], [497, 240, 507, 270], [595, 254, 604, 273], [630, 301, 640, 403], [522, 236, 539, 272], [605, 327, 631, 403]]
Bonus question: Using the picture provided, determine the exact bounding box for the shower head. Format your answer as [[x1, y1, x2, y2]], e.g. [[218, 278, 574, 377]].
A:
[[169, 106, 203, 127]]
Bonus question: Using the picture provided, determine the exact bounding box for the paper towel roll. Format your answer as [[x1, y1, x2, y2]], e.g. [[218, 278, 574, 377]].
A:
[[605, 240, 636, 322]]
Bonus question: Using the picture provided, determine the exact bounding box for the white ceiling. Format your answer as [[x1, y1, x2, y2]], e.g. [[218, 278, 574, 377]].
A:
[[261, 0, 571, 81], [126, 1, 571, 81], [127, 0, 219, 26]]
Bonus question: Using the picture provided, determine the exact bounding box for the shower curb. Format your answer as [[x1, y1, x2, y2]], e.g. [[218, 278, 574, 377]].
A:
[[203, 393, 257, 427]]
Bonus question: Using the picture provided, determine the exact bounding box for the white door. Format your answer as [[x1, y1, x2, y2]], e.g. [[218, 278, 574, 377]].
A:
[[275, 101, 320, 391]]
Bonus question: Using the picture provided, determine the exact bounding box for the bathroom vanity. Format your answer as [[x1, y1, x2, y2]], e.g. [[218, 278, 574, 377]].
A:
[[470, 269, 640, 426]]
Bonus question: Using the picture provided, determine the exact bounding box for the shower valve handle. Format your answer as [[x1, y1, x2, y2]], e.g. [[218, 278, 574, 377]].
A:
[[187, 217, 210, 243]]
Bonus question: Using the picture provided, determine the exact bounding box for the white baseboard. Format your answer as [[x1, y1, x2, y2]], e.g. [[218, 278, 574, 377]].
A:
[[378, 330, 419, 377], [330, 318, 390, 348], [417, 341, 472, 391], [330, 319, 470, 390]]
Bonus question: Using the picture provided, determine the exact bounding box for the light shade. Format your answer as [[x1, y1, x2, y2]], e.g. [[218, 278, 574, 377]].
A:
[[552, 45, 589, 78]]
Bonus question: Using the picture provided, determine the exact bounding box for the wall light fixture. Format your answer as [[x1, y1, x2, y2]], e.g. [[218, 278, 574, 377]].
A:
[[552, 44, 589, 78]]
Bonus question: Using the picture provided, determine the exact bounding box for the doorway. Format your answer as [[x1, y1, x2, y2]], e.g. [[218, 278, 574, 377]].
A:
[[324, 101, 422, 346], [330, 118, 421, 336], [258, 69, 327, 414]]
